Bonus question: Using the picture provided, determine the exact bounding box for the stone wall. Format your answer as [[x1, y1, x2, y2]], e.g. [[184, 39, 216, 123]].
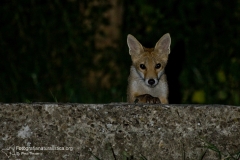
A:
[[0, 103, 240, 159]]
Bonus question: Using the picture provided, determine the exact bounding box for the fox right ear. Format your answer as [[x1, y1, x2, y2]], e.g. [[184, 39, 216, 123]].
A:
[[155, 33, 171, 55], [127, 34, 144, 55]]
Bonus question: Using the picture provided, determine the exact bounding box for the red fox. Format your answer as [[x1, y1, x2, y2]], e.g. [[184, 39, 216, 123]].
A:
[[127, 33, 171, 104]]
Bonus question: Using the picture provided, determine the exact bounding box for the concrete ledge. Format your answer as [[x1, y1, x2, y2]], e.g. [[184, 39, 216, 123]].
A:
[[0, 103, 240, 159]]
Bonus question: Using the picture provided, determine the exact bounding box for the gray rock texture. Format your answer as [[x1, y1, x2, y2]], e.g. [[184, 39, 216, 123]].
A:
[[0, 103, 240, 160]]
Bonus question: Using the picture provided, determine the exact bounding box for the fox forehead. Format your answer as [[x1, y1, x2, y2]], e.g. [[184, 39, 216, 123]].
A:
[[134, 47, 167, 66], [142, 47, 157, 59], [143, 47, 154, 52]]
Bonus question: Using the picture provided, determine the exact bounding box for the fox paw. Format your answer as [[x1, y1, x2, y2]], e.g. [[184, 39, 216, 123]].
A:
[[135, 94, 160, 104]]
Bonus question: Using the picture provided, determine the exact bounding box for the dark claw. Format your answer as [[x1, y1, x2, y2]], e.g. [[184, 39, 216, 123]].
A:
[[134, 98, 139, 104]]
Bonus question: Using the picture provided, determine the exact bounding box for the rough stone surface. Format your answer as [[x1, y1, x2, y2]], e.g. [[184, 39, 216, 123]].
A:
[[0, 103, 240, 160]]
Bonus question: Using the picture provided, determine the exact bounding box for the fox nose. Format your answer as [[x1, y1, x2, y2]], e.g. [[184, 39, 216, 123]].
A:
[[148, 79, 155, 85]]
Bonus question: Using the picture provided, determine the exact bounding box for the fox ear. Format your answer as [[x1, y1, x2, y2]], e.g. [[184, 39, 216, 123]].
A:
[[127, 34, 144, 55], [155, 33, 171, 54]]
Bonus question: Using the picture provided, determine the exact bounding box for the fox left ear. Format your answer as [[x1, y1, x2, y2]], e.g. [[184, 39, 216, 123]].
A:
[[127, 34, 144, 56], [155, 33, 171, 54]]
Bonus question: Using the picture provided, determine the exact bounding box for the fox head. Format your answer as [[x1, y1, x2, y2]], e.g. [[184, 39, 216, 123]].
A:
[[127, 33, 171, 87]]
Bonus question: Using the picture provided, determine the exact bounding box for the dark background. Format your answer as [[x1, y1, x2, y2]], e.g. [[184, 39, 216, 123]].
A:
[[1, 0, 240, 104]]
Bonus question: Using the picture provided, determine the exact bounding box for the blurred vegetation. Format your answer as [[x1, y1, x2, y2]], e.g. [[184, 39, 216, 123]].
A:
[[0, 0, 240, 104]]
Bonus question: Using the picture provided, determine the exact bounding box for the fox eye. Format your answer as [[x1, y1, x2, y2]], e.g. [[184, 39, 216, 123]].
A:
[[155, 63, 161, 69], [140, 64, 146, 69]]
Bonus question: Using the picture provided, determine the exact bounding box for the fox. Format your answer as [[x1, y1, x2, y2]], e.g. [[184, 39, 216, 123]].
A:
[[127, 33, 171, 104]]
